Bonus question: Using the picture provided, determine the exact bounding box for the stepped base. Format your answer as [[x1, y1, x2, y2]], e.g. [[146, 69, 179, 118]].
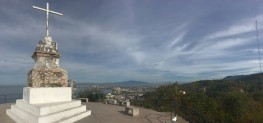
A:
[[6, 87, 91, 123], [6, 100, 91, 123]]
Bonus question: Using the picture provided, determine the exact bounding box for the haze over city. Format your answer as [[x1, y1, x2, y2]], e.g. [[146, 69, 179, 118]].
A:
[[1, 0, 263, 85]]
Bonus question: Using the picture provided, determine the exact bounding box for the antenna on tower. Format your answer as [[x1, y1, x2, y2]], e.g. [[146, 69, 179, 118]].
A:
[[256, 20, 263, 90], [256, 20, 262, 73]]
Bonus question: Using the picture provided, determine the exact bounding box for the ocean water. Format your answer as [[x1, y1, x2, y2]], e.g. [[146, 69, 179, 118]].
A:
[[0, 85, 24, 95], [0, 85, 24, 103]]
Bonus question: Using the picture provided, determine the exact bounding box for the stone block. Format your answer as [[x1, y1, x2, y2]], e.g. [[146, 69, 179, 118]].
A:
[[125, 101, 130, 107], [78, 98, 88, 102], [125, 106, 139, 117]]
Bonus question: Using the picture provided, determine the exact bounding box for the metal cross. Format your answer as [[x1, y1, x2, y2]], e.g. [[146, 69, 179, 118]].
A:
[[33, 3, 63, 37]]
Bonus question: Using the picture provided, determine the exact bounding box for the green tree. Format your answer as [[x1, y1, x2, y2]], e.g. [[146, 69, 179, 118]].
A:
[[78, 88, 105, 102], [221, 92, 246, 122]]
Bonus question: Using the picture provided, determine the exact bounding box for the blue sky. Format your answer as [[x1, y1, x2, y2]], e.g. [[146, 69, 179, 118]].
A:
[[1, 0, 263, 85]]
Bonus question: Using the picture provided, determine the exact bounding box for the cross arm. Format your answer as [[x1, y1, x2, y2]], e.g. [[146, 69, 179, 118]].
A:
[[32, 6, 63, 16], [49, 10, 63, 16], [32, 6, 46, 12]]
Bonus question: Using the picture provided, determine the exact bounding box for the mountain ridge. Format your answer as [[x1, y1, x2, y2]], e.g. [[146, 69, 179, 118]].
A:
[[77, 80, 152, 87]]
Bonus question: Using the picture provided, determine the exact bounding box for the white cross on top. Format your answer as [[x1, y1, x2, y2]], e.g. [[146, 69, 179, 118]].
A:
[[33, 3, 63, 37]]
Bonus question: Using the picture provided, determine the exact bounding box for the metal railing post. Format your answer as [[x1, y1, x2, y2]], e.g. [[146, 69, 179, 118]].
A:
[[4, 95, 6, 103], [0, 94, 23, 104]]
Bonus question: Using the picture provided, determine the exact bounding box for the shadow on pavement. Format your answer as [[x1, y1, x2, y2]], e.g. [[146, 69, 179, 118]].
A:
[[118, 110, 131, 116]]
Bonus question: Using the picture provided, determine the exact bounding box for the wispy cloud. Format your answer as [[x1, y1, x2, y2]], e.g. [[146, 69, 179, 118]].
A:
[[1, 0, 263, 84]]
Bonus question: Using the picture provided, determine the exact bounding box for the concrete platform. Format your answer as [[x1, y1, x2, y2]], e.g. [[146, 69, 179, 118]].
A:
[[1, 102, 188, 123]]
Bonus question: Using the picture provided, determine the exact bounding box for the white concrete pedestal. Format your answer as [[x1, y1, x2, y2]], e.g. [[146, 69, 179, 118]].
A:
[[23, 87, 72, 104], [6, 87, 91, 123]]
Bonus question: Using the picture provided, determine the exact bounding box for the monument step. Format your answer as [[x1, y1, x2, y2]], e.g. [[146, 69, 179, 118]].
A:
[[9, 105, 38, 123], [8, 104, 87, 123], [6, 109, 29, 123], [55, 110, 91, 123], [16, 99, 81, 115], [40, 105, 87, 123]]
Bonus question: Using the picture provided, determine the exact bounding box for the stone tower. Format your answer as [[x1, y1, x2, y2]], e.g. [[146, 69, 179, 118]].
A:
[[27, 36, 68, 87]]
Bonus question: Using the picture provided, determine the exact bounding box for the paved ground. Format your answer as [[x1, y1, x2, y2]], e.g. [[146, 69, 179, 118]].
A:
[[78, 102, 171, 123], [0, 102, 187, 123], [0, 103, 14, 123]]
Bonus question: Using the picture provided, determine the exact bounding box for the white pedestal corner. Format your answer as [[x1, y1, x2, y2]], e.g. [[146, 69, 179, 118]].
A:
[[6, 87, 91, 123]]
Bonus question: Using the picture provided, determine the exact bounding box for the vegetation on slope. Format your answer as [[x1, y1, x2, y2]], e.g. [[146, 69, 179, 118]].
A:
[[134, 73, 263, 123]]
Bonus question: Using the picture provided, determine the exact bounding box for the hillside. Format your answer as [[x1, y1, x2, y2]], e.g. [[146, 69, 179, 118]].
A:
[[134, 73, 263, 122], [179, 73, 263, 93]]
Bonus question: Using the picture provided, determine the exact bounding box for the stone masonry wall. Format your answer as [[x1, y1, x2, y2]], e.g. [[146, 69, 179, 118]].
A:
[[28, 67, 68, 87], [28, 37, 68, 87]]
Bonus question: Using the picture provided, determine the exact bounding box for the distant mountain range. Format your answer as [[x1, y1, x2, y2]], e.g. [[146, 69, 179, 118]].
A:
[[77, 73, 263, 88], [223, 73, 263, 82], [223, 75, 247, 81], [77, 80, 156, 87]]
